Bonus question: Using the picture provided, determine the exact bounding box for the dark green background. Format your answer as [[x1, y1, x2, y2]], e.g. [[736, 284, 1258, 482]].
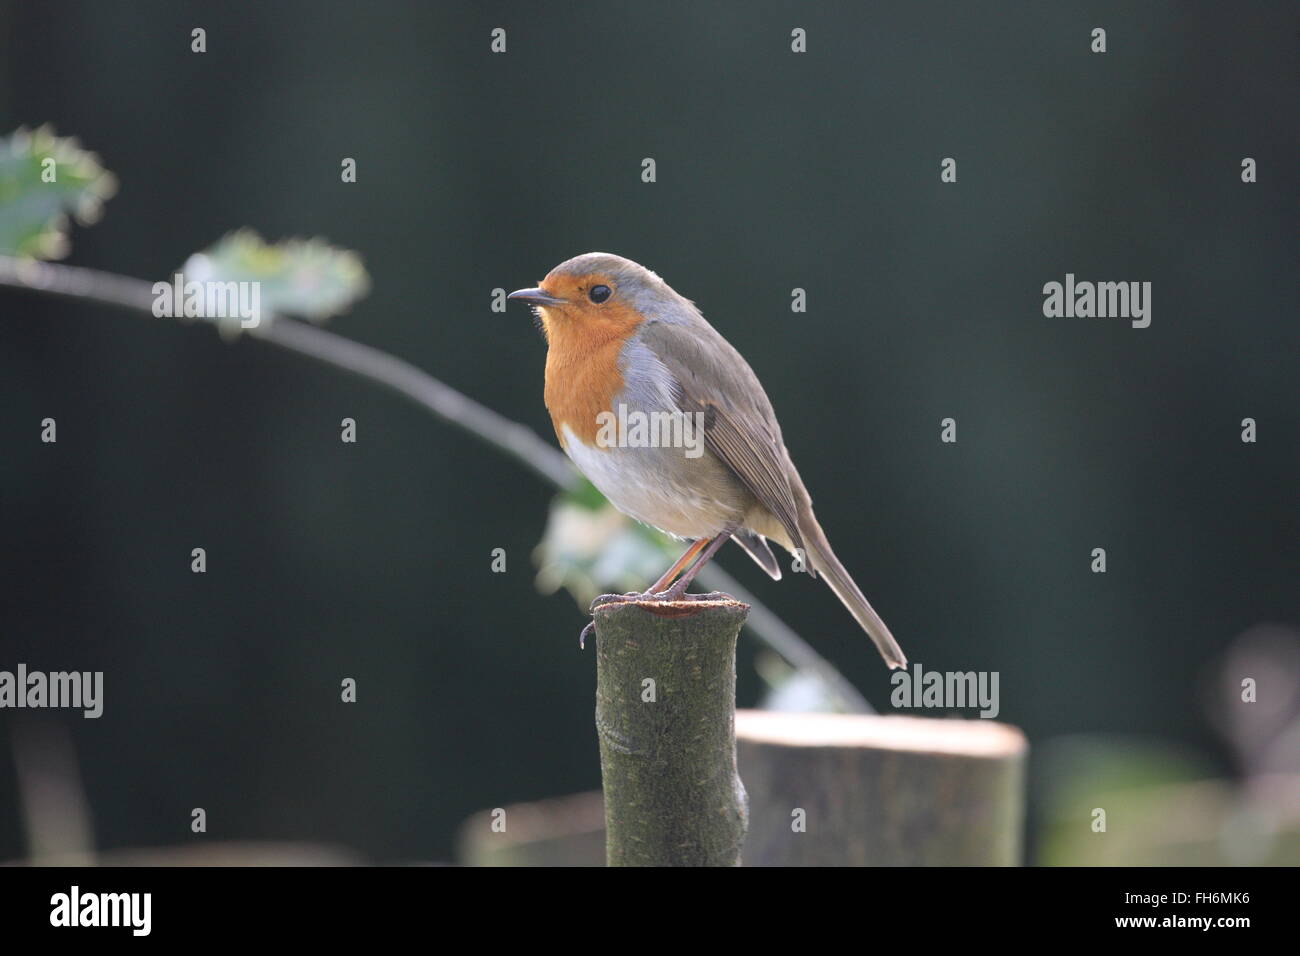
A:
[[0, 1, 1295, 862]]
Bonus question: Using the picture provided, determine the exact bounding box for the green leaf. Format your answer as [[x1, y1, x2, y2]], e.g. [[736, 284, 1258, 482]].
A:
[[0, 126, 117, 259], [179, 230, 370, 327], [533, 491, 679, 606]]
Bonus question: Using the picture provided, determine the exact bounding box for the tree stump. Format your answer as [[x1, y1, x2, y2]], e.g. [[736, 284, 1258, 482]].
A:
[[591, 595, 749, 867], [737, 710, 1027, 865]]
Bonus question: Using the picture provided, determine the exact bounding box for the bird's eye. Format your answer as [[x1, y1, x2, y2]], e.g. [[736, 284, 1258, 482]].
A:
[[588, 284, 612, 304]]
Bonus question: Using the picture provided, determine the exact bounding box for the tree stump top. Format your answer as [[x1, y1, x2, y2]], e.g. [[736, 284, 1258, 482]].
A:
[[736, 709, 1027, 759]]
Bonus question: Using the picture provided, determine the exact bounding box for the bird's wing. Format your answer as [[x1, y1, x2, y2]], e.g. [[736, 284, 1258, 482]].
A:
[[637, 315, 905, 668], [636, 319, 807, 557]]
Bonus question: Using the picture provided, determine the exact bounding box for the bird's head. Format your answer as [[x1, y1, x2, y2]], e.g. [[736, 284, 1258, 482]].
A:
[[508, 253, 679, 337]]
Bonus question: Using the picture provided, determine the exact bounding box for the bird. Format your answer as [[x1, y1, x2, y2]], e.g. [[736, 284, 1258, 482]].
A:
[[508, 253, 906, 669]]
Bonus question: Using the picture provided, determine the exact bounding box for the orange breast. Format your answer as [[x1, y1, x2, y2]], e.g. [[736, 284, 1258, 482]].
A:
[[542, 302, 645, 448]]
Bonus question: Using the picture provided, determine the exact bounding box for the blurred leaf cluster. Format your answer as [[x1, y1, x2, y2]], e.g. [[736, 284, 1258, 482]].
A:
[[0, 126, 116, 259], [179, 229, 370, 326], [533, 478, 680, 606]]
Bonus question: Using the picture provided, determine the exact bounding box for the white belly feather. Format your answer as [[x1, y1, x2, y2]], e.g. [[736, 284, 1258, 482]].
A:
[[561, 424, 743, 540]]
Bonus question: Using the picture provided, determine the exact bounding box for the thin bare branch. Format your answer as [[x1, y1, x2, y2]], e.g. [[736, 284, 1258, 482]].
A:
[[0, 255, 872, 712]]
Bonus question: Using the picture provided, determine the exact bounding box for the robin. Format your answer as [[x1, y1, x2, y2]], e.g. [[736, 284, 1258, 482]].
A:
[[509, 253, 906, 669]]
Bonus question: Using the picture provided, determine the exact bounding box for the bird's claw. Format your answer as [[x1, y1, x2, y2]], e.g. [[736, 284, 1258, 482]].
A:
[[579, 589, 724, 648], [579, 592, 644, 648]]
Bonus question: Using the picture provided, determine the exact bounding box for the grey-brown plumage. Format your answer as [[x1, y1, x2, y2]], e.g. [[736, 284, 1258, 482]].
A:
[[636, 315, 906, 669], [510, 252, 907, 669]]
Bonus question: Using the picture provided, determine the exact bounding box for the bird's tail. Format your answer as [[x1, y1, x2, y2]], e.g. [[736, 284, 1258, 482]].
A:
[[802, 518, 907, 670]]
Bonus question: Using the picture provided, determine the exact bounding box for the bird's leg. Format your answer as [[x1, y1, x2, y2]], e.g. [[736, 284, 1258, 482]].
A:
[[660, 528, 732, 599], [579, 527, 736, 648], [647, 536, 711, 594], [586, 536, 711, 611]]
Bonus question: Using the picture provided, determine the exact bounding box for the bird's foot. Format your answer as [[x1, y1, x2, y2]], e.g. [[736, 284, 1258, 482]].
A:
[[578, 588, 723, 648], [579, 592, 645, 649]]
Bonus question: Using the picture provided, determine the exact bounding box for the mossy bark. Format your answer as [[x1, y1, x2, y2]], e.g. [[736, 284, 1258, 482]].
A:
[[592, 595, 749, 867]]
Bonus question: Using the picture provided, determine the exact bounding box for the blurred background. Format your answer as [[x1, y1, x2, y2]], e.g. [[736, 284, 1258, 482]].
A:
[[0, 1, 1295, 865]]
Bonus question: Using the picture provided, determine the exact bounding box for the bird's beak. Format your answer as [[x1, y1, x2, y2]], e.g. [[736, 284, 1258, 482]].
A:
[[507, 287, 565, 308]]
